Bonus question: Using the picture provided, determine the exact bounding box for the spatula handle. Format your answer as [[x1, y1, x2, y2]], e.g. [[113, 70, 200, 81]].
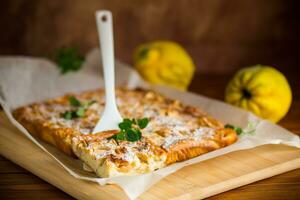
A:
[[96, 10, 117, 108]]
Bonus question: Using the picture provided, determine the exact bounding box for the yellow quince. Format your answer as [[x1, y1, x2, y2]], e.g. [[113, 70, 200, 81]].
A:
[[133, 41, 195, 90], [225, 65, 292, 123]]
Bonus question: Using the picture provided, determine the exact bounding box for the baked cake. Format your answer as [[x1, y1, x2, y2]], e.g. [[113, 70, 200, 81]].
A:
[[13, 88, 237, 177]]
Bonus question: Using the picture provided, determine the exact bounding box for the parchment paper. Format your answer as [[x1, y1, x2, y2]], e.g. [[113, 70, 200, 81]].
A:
[[0, 48, 299, 200]]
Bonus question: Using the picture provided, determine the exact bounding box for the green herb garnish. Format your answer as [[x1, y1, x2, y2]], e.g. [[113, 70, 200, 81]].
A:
[[76, 107, 86, 117], [109, 118, 149, 143], [225, 124, 243, 135], [54, 47, 85, 74], [61, 96, 96, 119], [225, 122, 256, 136], [61, 111, 75, 120], [137, 118, 149, 129], [69, 96, 81, 107]]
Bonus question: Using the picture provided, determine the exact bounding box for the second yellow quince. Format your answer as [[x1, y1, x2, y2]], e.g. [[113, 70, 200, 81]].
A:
[[225, 65, 292, 123]]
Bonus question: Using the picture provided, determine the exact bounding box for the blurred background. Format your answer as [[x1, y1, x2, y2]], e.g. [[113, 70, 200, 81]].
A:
[[1, 1, 300, 199], [0, 0, 299, 77]]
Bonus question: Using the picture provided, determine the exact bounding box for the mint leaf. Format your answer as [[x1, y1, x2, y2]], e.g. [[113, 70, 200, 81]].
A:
[[82, 100, 97, 107], [235, 127, 243, 135], [55, 47, 84, 74], [135, 129, 142, 140], [115, 132, 126, 140], [119, 118, 132, 130], [76, 107, 85, 117], [127, 129, 143, 142], [69, 96, 81, 107], [224, 124, 235, 129], [88, 100, 97, 106], [62, 98, 96, 120], [111, 118, 149, 143], [225, 124, 245, 135], [61, 111, 73, 120], [126, 129, 136, 141], [137, 118, 149, 129]]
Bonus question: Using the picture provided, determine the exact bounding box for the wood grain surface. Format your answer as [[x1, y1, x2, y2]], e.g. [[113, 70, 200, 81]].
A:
[[0, 74, 299, 200]]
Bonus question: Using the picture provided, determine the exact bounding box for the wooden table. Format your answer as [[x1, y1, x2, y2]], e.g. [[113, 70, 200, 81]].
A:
[[0, 74, 299, 200]]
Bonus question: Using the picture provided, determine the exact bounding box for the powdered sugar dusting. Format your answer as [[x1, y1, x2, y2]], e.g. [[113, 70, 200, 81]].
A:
[[121, 147, 136, 163], [162, 134, 187, 149], [193, 127, 215, 140]]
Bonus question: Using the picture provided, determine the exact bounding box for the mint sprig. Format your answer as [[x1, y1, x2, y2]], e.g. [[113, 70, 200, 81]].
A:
[[69, 96, 81, 107], [225, 124, 243, 135], [61, 96, 96, 119], [109, 118, 149, 143], [55, 47, 85, 74], [225, 122, 256, 136]]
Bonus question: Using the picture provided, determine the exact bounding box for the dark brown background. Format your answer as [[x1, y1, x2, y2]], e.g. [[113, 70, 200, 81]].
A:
[[0, 1, 300, 199], [1, 0, 300, 78]]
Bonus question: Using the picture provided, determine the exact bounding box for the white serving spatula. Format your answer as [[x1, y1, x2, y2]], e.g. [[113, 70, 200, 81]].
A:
[[93, 10, 123, 133]]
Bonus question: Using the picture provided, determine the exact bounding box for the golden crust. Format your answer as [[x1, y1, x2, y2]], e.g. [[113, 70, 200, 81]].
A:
[[165, 128, 237, 164], [13, 105, 79, 156]]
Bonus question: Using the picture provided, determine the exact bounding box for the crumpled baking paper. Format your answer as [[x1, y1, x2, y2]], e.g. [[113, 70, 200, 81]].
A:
[[0, 48, 299, 200]]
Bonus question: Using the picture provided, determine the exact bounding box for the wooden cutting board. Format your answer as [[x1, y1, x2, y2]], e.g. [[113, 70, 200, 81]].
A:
[[1, 112, 300, 200]]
